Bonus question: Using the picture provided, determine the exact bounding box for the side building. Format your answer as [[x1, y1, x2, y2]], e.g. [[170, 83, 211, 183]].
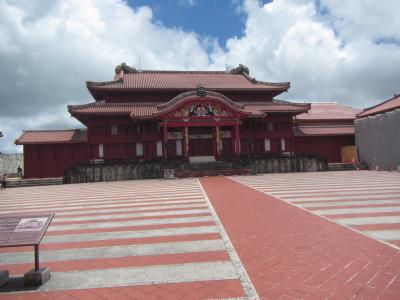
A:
[[355, 94, 400, 170], [294, 103, 360, 163], [16, 65, 358, 178]]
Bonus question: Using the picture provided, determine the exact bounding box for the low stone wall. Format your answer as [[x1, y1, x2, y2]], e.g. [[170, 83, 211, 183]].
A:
[[250, 156, 327, 174], [64, 156, 327, 184], [64, 162, 164, 184]]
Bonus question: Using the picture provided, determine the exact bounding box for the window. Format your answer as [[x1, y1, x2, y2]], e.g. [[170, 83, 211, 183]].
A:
[[176, 140, 182, 156], [281, 138, 286, 151], [99, 144, 104, 158], [136, 143, 143, 156], [38, 149, 43, 159], [264, 139, 271, 152], [156, 141, 163, 157], [267, 122, 274, 131], [136, 124, 141, 134], [53, 149, 59, 159], [111, 125, 118, 135]]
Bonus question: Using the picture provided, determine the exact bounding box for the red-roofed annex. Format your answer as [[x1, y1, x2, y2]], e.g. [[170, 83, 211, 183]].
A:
[[16, 64, 358, 178]]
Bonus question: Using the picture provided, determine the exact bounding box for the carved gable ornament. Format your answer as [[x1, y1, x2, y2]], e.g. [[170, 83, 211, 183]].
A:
[[196, 84, 207, 97], [174, 103, 233, 117]]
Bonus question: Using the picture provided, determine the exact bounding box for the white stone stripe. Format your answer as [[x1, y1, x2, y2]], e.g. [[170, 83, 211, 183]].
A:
[[287, 194, 400, 202], [0, 195, 204, 207], [0, 192, 204, 207], [269, 189, 400, 197], [0, 197, 205, 210], [54, 205, 207, 217], [42, 225, 219, 244], [334, 216, 400, 226], [363, 230, 400, 241], [299, 199, 400, 208], [5, 184, 203, 198], [313, 206, 400, 215], [0, 203, 208, 215], [241, 180, 395, 188], [0, 240, 225, 264], [48, 216, 214, 231], [258, 184, 400, 193], [0, 186, 201, 198], [53, 208, 211, 223], [31, 261, 238, 291]]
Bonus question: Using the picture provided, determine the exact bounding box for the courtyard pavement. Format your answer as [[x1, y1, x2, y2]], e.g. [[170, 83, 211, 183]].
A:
[[0, 171, 399, 299]]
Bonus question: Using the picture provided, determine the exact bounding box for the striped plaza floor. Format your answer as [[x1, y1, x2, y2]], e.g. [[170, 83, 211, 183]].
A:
[[232, 170, 400, 249], [0, 179, 256, 299]]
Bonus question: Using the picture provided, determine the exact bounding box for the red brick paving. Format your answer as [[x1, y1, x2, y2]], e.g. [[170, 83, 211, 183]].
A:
[[200, 176, 400, 299]]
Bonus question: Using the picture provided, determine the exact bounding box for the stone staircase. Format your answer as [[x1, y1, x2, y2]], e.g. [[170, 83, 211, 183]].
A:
[[175, 161, 251, 178], [328, 163, 368, 171], [6, 177, 63, 188]]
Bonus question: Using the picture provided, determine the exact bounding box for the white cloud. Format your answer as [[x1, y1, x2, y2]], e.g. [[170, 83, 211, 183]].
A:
[[0, 0, 399, 154], [217, 0, 400, 104], [0, 0, 218, 153]]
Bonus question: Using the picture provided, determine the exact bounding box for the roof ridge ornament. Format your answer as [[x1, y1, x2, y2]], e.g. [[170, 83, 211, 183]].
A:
[[196, 84, 207, 97]]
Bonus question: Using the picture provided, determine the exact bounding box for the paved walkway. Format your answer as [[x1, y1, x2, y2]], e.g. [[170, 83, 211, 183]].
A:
[[201, 172, 400, 299], [0, 171, 399, 299]]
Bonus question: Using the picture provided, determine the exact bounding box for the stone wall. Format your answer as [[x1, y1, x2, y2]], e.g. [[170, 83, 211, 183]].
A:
[[64, 162, 164, 184], [0, 153, 23, 176], [250, 156, 327, 174], [64, 156, 327, 184]]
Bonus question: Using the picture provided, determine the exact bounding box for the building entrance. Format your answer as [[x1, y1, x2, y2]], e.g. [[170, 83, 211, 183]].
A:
[[188, 127, 214, 156]]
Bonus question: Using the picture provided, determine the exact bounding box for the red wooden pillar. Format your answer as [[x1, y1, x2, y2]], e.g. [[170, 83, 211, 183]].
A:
[[234, 121, 241, 156], [163, 121, 168, 160], [215, 126, 220, 159], [183, 126, 189, 158]]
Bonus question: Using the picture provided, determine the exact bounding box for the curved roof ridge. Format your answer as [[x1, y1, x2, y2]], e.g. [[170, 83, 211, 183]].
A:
[[21, 129, 86, 132], [86, 78, 123, 87], [157, 90, 244, 111]]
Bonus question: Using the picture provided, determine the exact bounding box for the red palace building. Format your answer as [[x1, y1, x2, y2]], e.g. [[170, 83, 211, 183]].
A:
[[16, 64, 359, 178]]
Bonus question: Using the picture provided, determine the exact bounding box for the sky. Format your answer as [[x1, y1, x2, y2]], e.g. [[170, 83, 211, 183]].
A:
[[0, 0, 399, 154]]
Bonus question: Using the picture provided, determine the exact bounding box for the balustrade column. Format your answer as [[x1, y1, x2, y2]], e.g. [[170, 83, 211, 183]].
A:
[[234, 121, 241, 156], [163, 121, 168, 160], [183, 126, 189, 158], [215, 126, 220, 158]]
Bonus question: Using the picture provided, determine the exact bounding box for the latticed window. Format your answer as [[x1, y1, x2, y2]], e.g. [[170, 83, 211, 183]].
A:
[[111, 125, 118, 135]]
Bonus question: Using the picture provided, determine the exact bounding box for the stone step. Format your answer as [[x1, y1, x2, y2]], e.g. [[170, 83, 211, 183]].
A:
[[7, 178, 63, 188], [175, 168, 250, 178], [189, 156, 216, 164], [328, 163, 367, 171]]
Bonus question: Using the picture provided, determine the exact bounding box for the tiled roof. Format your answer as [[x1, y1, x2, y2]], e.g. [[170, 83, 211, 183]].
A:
[[294, 125, 355, 136], [357, 94, 400, 118], [68, 102, 158, 118], [87, 71, 290, 91], [16, 130, 87, 145], [296, 103, 360, 121], [242, 100, 310, 115], [69, 99, 310, 119]]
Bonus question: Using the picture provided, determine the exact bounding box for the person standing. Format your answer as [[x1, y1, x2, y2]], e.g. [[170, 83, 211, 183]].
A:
[[17, 166, 23, 179], [0, 174, 7, 190]]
